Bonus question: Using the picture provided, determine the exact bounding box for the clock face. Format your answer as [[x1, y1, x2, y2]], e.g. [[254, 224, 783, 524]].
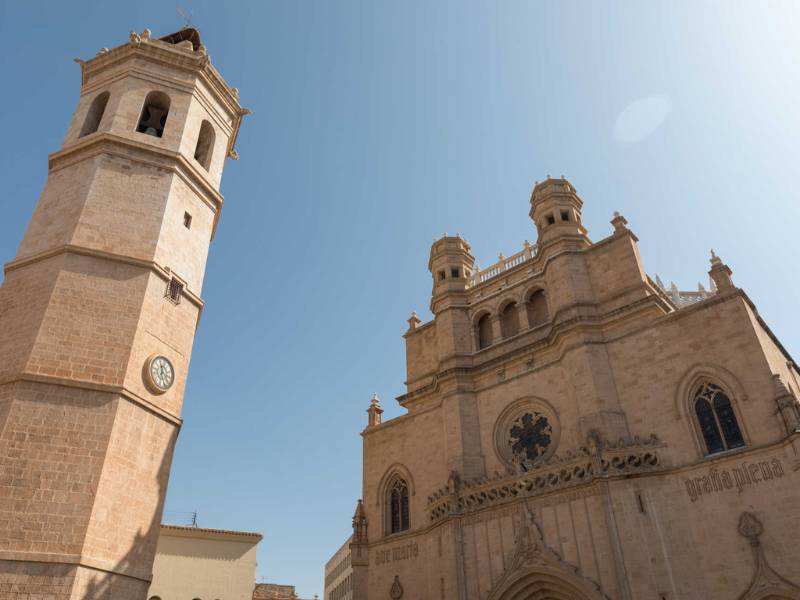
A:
[[148, 355, 174, 391]]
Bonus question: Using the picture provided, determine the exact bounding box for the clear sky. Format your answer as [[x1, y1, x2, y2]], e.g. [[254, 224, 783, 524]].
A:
[[1, 1, 799, 596]]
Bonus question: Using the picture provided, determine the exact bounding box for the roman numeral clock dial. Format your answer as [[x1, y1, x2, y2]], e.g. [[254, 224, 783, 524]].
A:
[[144, 354, 175, 394]]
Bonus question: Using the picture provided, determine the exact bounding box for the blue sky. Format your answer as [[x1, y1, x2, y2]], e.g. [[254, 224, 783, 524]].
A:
[[1, 1, 799, 596]]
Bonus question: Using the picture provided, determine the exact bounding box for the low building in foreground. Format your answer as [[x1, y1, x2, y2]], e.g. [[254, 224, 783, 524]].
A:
[[148, 524, 262, 600], [324, 536, 353, 600]]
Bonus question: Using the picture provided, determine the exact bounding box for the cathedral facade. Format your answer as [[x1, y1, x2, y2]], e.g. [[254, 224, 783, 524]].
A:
[[349, 178, 800, 599], [0, 28, 246, 598]]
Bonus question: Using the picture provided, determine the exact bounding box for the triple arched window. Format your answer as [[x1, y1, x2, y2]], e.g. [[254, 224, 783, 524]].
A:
[[526, 289, 548, 328], [477, 314, 493, 350], [388, 477, 409, 534], [694, 382, 744, 455]]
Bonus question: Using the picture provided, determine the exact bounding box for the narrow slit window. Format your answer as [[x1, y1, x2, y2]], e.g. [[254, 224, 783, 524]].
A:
[[137, 91, 171, 138], [80, 91, 110, 137], [438, 270, 446, 281], [183, 212, 192, 229], [165, 277, 183, 304]]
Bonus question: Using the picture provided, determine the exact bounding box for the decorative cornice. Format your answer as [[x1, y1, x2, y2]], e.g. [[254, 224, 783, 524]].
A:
[[0, 373, 183, 427], [4, 244, 204, 311], [426, 435, 664, 524], [0, 551, 153, 584]]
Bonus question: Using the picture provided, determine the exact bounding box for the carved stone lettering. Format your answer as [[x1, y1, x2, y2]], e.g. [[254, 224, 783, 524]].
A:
[[374, 542, 419, 566], [684, 458, 784, 502]]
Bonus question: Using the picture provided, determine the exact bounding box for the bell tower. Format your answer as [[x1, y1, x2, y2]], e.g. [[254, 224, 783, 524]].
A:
[[0, 28, 247, 598]]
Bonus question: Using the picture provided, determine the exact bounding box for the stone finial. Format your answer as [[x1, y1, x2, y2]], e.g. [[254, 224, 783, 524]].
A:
[[96, 47, 109, 56], [773, 374, 800, 433], [141, 28, 152, 41], [129, 31, 141, 45], [611, 211, 629, 234], [407, 311, 421, 332], [738, 512, 763, 546], [352, 498, 368, 544], [708, 250, 735, 292], [367, 393, 383, 428]]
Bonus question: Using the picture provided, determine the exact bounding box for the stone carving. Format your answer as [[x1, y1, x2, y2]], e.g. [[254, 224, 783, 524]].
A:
[[737, 512, 800, 600], [389, 575, 403, 599], [427, 435, 662, 523], [485, 506, 609, 600]]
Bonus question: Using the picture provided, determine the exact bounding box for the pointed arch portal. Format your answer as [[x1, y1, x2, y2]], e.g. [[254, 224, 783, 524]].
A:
[[489, 568, 604, 600]]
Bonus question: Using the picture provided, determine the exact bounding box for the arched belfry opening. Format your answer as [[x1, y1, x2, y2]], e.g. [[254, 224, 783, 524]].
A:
[[136, 91, 171, 138], [194, 120, 216, 170], [80, 91, 110, 137]]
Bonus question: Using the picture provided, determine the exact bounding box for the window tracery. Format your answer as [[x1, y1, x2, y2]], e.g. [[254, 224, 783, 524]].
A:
[[694, 381, 744, 455], [388, 477, 409, 534]]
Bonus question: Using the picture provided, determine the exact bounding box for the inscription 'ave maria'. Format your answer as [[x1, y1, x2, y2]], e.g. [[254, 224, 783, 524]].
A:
[[375, 542, 419, 566]]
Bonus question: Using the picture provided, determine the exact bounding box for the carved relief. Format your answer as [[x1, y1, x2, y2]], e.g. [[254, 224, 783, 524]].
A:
[[486, 506, 608, 600], [737, 512, 800, 600], [389, 575, 403, 599], [428, 434, 663, 523]]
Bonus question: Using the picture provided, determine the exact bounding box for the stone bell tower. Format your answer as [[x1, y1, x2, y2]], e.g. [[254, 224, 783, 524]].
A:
[[0, 28, 247, 598]]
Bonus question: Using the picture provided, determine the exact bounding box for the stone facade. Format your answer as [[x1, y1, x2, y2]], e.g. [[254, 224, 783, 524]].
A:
[[0, 28, 247, 599], [349, 177, 800, 599], [148, 524, 262, 600]]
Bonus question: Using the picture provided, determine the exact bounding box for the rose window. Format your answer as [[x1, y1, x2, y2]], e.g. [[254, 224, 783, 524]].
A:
[[508, 412, 553, 464]]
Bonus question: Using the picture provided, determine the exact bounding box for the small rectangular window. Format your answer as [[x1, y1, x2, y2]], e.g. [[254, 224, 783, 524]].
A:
[[183, 212, 192, 229], [546, 214, 556, 225], [438, 270, 446, 281], [165, 277, 183, 304], [451, 267, 460, 278], [561, 210, 570, 221]]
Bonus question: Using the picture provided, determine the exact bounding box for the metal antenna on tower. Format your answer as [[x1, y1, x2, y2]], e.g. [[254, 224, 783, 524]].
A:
[[177, 5, 194, 28]]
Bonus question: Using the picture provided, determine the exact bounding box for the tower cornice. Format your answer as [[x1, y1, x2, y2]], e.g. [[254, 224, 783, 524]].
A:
[[77, 31, 250, 160]]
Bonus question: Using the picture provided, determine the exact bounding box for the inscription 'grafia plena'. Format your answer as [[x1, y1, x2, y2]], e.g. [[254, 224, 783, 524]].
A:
[[684, 458, 784, 502]]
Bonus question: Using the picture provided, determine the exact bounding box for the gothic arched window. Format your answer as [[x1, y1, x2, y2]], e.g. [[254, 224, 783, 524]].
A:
[[136, 91, 171, 138], [477, 313, 493, 350], [526, 289, 549, 328], [80, 91, 110, 137], [500, 301, 520, 338], [388, 477, 409, 534], [694, 382, 745, 455], [194, 119, 216, 170]]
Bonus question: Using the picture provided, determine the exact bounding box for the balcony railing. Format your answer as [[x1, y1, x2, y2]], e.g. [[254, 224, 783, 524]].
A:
[[470, 241, 537, 287]]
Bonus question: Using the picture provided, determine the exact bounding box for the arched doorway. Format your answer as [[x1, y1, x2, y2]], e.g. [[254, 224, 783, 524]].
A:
[[489, 567, 605, 600]]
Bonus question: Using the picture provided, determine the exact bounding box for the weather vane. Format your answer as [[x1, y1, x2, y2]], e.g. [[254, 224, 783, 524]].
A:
[[177, 5, 194, 28]]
